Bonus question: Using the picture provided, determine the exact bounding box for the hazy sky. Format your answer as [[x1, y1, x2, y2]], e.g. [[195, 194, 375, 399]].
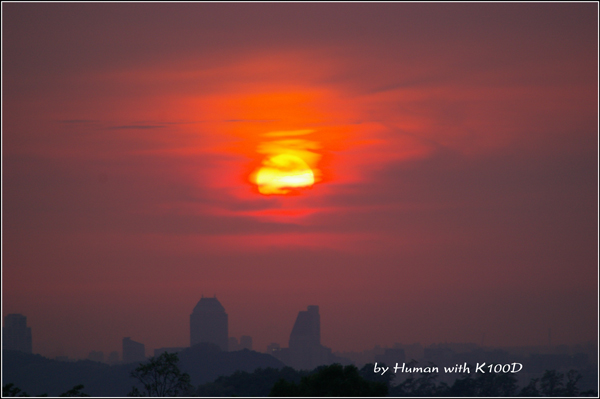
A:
[[3, 3, 597, 359]]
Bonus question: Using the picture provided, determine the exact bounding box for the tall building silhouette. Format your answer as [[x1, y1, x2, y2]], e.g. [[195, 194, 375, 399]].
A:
[[3, 314, 32, 353], [190, 296, 228, 351], [273, 305, 333, 370], [122, 337, 145, 363], [289, 305, 321, 349]]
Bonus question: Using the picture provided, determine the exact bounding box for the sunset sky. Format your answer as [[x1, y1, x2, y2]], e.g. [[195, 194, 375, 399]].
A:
[[3, 3, 597, 359]]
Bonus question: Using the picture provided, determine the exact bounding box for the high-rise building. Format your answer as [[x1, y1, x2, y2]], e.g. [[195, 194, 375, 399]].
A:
[[122, 337, 145, 363], [3, 314, 32, 353], [289, 305, 321, 349], [190, 296, 228, 351], [273, 305, 333, 370]]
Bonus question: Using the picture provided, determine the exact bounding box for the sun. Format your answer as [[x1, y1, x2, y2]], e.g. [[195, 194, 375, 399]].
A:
[[247, 129, 322, 195], [252, 153, 315, 195]]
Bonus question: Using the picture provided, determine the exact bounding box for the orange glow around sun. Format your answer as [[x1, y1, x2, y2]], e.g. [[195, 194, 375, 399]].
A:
[[250, 130, 322, 195], [184, 81, 373, 200]]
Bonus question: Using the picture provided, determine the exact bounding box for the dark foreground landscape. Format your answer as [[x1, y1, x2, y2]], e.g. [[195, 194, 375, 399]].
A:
[[3, 346, 598, 397], [3, 345, 283, 396]]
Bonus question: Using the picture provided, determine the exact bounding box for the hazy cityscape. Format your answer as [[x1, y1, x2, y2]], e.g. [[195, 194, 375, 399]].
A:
[[3, 297, 598, 396]]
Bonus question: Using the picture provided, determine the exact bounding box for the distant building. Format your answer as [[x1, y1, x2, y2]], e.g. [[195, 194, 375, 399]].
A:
[[424, 346, 453, 365], [154, 347, 185, 357], [266, 342, 281, 355], [107, 351, 120, 365], [229, 335, 253, 351], [273, 306, 333, 370], [229, 337, 241, 351], [240, 335, 253, 351], [393, 342, 424, 362], [3, 314, 32, 353], [190, 296, 228, 351], [123, 337, 145, 363], [375, 348, 406, 366], [289, 305, 321, 350], [528, 353, 574, 373], [88, 350, 104, 362]]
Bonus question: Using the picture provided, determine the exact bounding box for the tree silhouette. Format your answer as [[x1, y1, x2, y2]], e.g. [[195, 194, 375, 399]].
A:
[[389, 361, 447, 397], [270, 364, 388, 397], [359, 363, 395, 389], [195, 367, 303, 397], [474, 372, 518, 396], [519, 377, 541, 396], [540, 370, 564, 396], [564, 369, 581, 396], [3, 383, 88, 397], [128, 352, 192, 397], [535, 369, 591, 397], [59, 384, 89, 397], [3, 384, 29, 397]]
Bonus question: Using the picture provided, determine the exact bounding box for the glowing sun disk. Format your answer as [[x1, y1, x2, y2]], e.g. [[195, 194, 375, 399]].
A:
[[253, 154, 315, 195]]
